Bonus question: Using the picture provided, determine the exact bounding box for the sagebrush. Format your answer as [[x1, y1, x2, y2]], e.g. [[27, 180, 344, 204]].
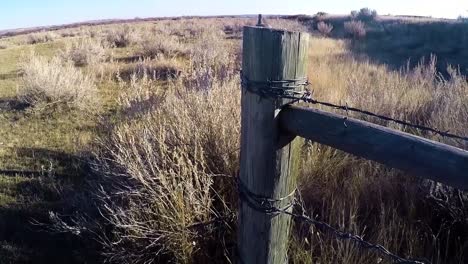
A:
[[18, 53, 98, 110]]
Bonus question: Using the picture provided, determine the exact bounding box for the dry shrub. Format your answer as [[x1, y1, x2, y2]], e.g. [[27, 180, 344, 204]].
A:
[[344, 20, 366, 38], [26, 32, 56, 44], [162, 19, 213, 39], [0, 43, 8, 49], [60, 37, 109, 67], [139, 35, 188, 59], [105, 25, 138, 48], [60, 31, 77, 38], [117, 59, 183, 81], [352, 7, 378, 22], [90, 76, 240, 263], [268, 18, 309, 32], [116, 73, 166, 118], [154, 18, 249, 41], [317, 21, 334, 36], [183, 29, 239, 90], [18, 53, 98, 110], [223, 23, 243, 35], [223, 21, 246, 39]]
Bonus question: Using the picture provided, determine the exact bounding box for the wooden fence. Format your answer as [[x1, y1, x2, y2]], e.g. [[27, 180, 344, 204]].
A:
[[238, 24, 468, 264]]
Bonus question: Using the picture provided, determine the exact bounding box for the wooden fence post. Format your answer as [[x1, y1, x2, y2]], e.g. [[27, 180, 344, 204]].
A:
[[238, 25, 309, 264]]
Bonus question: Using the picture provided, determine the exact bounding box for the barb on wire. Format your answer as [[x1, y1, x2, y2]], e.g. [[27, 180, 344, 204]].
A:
[[237, 178, 429, 264], [285, 207, 429, 264], [238, 178, 296, 216], [298, 90, 468, 143], [240, 73, 468, 143]]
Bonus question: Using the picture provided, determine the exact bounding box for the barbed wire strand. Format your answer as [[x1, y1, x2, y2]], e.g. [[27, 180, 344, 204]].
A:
[[240, 73, 468, 143], [237, 178, 429, 264], [237, 73, 447, 263]]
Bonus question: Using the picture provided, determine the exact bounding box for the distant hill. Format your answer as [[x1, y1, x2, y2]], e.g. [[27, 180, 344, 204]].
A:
[[0, 15, 256, 38], [280, 14, 467, 76]]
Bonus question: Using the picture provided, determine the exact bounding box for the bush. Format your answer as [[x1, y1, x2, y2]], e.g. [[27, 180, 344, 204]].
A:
[[18, 53, 98, 110], [268, 19, 309, 32], [60, 38, 108, 67], [60, 31, 77, 38], [317, 22, 333, 36], [184, 29, 239, 89], [352, 8, 378, 22], [344, 20, 366, 38], [223, 23, 244, 38], [458, 16, 468, 23], [139, 35, 187, 59], [117, 59, 182, 81], [316, 11, 327, 16], [105, 25, 137, 48], [26, 32, 55, 45], [85, 76, 240, 263]]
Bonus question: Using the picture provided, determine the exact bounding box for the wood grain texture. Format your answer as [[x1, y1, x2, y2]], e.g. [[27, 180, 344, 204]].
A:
[[279, 105, 468, 190], [238, 26, 309, 264]]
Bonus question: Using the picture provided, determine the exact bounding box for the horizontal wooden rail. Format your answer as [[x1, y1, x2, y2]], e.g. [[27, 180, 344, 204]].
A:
[[279, 105, 468, 190]]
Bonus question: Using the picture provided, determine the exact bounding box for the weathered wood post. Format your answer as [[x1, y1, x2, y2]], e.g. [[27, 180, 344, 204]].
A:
[[238, 21, 309, 263]]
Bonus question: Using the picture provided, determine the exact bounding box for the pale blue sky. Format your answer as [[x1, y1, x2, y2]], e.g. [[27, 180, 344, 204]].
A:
[[1, 0, 467, 30]]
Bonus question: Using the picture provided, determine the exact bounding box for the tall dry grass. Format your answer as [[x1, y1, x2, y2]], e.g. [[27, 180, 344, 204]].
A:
[[344, 20, 367, 38], [60, 37, 109, 67], [85, 75, 240, 264], [105, 24, 138, 48], [116, 58, 183, 81], [26, 32, 56, 44], [18, 53, 99, 110], [139, 34, 188, 59]]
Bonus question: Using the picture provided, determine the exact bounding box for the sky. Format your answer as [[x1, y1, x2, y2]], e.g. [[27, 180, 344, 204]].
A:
[[1, 0, 468, 30]]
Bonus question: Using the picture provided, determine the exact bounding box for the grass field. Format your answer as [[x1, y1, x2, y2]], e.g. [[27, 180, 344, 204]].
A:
[[0, 15, 467, 264]]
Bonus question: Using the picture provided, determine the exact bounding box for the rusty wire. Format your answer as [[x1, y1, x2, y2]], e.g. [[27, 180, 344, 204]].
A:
[[237, 179, 429, 264], [237, 72, 458, 263], [240, 73, 468, 143]]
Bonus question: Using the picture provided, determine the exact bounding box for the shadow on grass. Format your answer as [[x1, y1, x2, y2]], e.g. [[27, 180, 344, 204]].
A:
[[0, 206, 101, 264], [0, 70, 22, 81], [0, 148, 100, 263], [114, 55, 143, 63], [13, 148, 90, 176], [348, 22, 468, 77], [0, 99, 29, 111]]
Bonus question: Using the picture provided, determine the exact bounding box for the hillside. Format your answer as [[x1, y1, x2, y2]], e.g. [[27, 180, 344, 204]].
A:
[[291, 13, 468, 76]]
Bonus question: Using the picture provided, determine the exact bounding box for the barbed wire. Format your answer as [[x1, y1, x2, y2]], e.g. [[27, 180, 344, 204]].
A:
[[237, 178, 430, 264], [237, 73, 451, 263], [240, 73, 468, 143], [182, 174, 430, 263]]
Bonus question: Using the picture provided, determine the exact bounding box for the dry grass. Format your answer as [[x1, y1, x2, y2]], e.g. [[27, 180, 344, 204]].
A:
[[139, 34, 188, 59], [267, 18, 310, 32], [18, 53, 99, 110], [84, 75, 240, 263], [344, 20, 367, 38], [117, 59, 183, 81], [26, 32, 56, 45], [60, 37, 109, 67], [317, 21, 334, 36], [104, 24, 138, 48]]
